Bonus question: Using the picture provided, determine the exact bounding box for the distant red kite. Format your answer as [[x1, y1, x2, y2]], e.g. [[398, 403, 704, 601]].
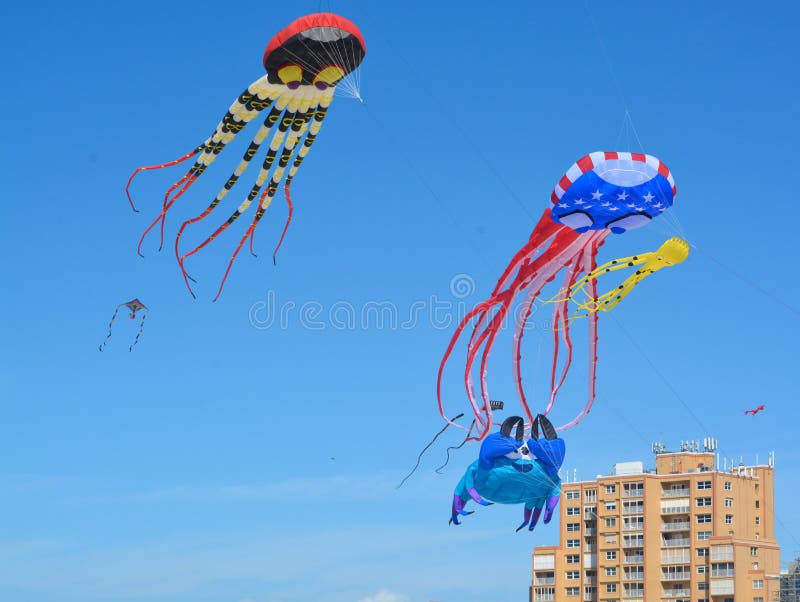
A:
[[744, 404, 765, 416]]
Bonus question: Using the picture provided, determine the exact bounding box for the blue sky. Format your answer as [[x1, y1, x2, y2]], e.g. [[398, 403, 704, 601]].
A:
[[2, 1, 800, 601]]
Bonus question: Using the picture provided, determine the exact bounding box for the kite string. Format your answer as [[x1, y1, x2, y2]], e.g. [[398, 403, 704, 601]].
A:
[[691, 243, 800, 317], [609, 310, 800, 548], [396, 413, 465, 489]]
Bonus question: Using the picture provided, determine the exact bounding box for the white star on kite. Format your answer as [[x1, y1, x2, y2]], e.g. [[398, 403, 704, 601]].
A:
[[617, 191, 629, 201], [591, 189, 603, 200], [643, 192, 655, 203], [558, 203, 568, 208], [608, 206, 619, 211], [627, 203, 637, 209], [574, 198, 585, 205], [601, 201, 612, 207]]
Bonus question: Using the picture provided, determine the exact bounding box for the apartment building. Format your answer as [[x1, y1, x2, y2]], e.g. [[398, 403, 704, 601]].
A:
[[531, 444, 779, 602]]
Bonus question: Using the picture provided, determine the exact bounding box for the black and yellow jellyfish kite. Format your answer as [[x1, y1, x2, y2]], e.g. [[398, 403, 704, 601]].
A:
[[126, 13, 366, 300]]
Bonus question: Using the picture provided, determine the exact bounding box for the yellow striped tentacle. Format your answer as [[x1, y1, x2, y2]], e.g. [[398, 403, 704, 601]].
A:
[[552, 237, 690, 318]]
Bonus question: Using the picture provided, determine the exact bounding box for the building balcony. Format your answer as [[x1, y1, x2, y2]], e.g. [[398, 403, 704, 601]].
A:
[[662, 539, 690, 548], [622, 591, 644, 600], [533, 594, 554, 602], [660, 506, 690, 514], [661, 489, 690, 498], [624, 573, 644, 581], [624, 555, 644, 564], [661, 553, 691, 564], [583, 596, 597, 602], [584, 577, 597, 585], [623, 489, 644, 498], [534, 578, 555, 586], [711, 570, 735, 578], [661, 572, 690, 581], [623, 523, 644, 531], [661, 589, 690, 598], [584, 545, 597, 553], [585, 528, 597, 536], [661, 522, 690, 532], [623, 506, 644, 515]]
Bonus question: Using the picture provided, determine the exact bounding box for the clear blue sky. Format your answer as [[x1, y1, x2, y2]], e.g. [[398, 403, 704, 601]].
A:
[[2, 1, 800, 601]]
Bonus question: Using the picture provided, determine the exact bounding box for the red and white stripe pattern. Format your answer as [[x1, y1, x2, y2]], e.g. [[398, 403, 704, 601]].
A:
[[550, 151, 677, 204]]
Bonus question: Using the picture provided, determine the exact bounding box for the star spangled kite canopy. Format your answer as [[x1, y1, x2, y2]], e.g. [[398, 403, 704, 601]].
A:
[[437, 151, 681, 441], [126, 13, 366, 300], [550, 152, 676, 233]]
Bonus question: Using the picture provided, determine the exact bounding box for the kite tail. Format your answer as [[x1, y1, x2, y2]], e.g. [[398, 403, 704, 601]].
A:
[[435, 419, 477, 474], [129, 312, 147, 352], [98, 305, 122, 351], [125, 146, 202, 213]]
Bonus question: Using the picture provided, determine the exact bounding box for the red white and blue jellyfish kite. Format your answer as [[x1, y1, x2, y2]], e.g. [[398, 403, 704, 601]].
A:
[[441, 152, 678, 529], [438, 152, 677, 441], [126, 13, 366, 299]]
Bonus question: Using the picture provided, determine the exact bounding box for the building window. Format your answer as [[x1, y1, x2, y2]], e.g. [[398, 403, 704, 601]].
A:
[[697, 565, 707, 574], [605, 517, 617, 528], [585, 489, 597, 502], [753, 580, 764, 589], [755, 499, 760, 508], [697, 480, 711, 490], [724, 497, 733, 507], [605, 567, 617, 577], [750, 546, 758, 556], [697, 514, 712, 524], [696, 497, 712, 507], [606, 551, 617, 560], [605, 502, 617, 511], [606, 484, 616, 494], [605, 535, 618, 545], [567, 522, 580, 532], [566, 554, 579, 564], [606, 583, 617, 593], [565, 587, 579, 596], [698, 582, 708, 590], [698, 531, 712, 541], [567, 507, 580, 516], [697, 548, 709, 558], [566, 490, 580, 500], [725, 514, 733, 524], [567, 539, 580, 548], [755, 516, 761, 525], [753, 562, 759, 570], [724, 481, 731, 490], [754, 597, 764, 602], [566, 571, 580, 580]]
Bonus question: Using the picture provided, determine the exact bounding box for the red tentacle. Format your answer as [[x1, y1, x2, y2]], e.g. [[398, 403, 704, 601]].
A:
[[272, 182, 295, 264], [212, 212, 264, 302], [136, 173, 198, 256], [125, 147, 200, 212]]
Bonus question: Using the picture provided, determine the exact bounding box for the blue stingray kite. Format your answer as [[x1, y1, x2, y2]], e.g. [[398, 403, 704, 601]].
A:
[[450, 415, 564, 532]]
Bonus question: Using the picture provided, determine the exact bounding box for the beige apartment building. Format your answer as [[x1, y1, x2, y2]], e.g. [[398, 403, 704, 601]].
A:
[[531, 444, 779, 602]]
